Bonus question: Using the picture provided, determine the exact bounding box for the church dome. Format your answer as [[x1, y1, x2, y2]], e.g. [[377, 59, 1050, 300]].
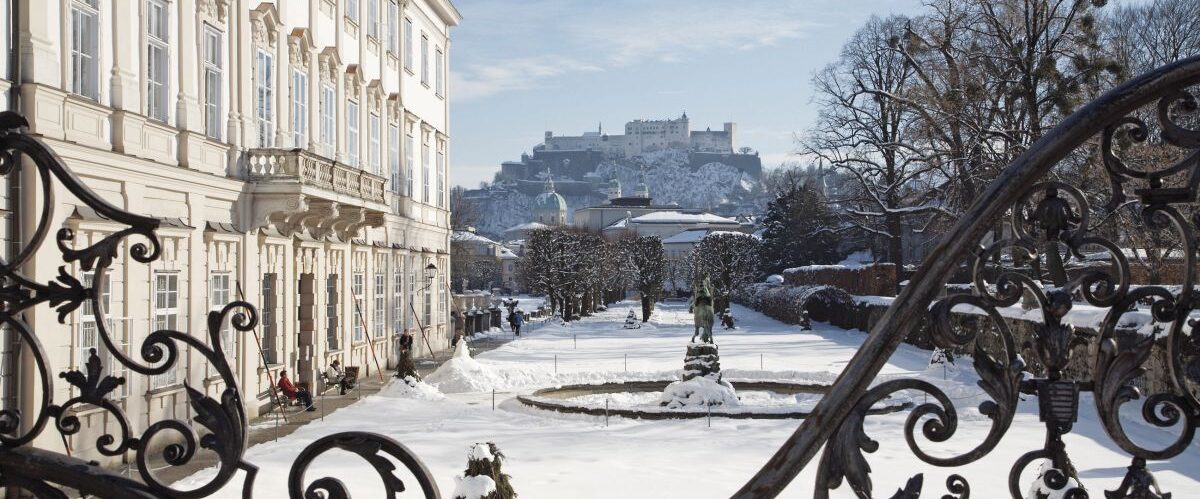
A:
[[532, 173, 568, 225]]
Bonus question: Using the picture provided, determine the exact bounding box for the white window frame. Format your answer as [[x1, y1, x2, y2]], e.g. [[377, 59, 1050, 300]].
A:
[[420, 34, 429, 85], [407, 265, 416, 330], [435, 47, 444, 98], [255, 49, 275, 147], [367, 0, 379, 39], [392, 263, 403, 334], [423, 268, 432, 326], [210, 273, 235, 366], [346, 0, 359, 23], [326, 274, 340, 350], [70, 0, 101, 100], [346, 100, 360, 167], [151, 272, 180, 389], [369, 112, 381, 175], [293, 70, 308, 149], [387, 0, 398, 54], [422, 139, 431, 203], [374, 272, 385, 338], [145, 0, 170, 122], [389, 123, 401, 193], [437, 146, 445, 208], [202, 25, 223, 140], [321, 83, 336, 157], [405, 128, 415, 196], [352, 272, 365, 342], [404, 18, 413, 71]]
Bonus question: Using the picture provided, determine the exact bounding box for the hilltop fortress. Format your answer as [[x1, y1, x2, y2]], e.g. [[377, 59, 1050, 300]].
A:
[[541, 113, 736, 158]]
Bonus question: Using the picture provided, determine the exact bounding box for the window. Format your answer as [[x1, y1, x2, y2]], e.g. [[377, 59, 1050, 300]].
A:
[[422, 140, 431, 203], [261, 273, 278, 364], [437, 147, 445, 208], [346, 0, 359, 23], [423, 267, 432, 326], [408, 266, 416, 330], [435, 48, 444, 97], [352, 273, 365, 342], [420, 35, 429, 85], [369, 113, 381, 175], [321, 84, 336, 157], [405, 129, 415, 196], [151, 273, 180, 389], [389, 123, 401, 193], [387, 1, 398, 54], [210, 274, 235, 365], [78, 272, 111, 368], [326, 274, 339, 350], [293, 71, 308, 148], [145, 0, 170, 121], [70, 0, 100, 100], [346, 100, 360, 166], [203, 26, 223, 139], [404, 18, 413, 71], [367, 0, 379, 39], [374, 273, 385, 338], [255, 50, 275, 147], [392, 266, 403, 334]]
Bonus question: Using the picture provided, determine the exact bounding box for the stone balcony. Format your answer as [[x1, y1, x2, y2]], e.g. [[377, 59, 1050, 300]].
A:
[[246, 148, 388, 240]]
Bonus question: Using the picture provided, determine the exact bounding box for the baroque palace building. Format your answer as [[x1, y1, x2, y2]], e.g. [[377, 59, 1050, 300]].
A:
[[0, 0, 460, 464]]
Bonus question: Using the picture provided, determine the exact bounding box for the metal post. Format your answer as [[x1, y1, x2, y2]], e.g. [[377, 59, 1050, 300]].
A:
[[760, 353, 763, 370], [492, 389, 496, 411], [573, 334, 577, 349], [605, 398, 609, 427], [554, 354, 557, 373], [624, 353, 627, 372], [707, 404, 711, 428]]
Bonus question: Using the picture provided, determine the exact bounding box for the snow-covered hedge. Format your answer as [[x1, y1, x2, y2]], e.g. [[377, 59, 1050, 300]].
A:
[[783, 263, 897, 296], [733, 283, 853, 327]]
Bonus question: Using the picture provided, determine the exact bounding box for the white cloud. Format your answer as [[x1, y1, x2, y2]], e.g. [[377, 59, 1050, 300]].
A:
[[451, 0, 817, 101]]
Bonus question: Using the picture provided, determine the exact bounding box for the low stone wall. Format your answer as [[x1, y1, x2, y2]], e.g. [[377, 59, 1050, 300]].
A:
[[736, 284, 1174, 394], [783, 263, 898, 296]]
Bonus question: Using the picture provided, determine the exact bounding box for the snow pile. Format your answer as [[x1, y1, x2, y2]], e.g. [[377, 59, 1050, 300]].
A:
[[379, 376, 444, 401], [452, 476, 497, 499], [453, 442, 515, 499], [425, 341, 506, 394], [659, 376, 740, 409]]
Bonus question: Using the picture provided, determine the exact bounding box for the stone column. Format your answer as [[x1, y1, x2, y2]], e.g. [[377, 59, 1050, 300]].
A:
[[108, 0, 139, 111], [176, 0, 202, 132]]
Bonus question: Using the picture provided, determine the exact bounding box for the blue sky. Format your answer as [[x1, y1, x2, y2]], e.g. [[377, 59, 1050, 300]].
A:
[[448, 0, 927, 187]]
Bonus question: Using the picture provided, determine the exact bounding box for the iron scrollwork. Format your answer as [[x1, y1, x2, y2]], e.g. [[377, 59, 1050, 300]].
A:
[[796, 58, 1200, 498], [0, 111, 440, 498]]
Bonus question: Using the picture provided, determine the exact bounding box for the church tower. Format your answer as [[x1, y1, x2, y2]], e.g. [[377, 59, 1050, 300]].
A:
[[532, 171, 568, 225]]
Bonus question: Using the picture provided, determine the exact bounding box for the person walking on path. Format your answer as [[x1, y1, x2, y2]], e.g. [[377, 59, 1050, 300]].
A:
[[278, 370, 315, 411], [512, 309, 525, 337]]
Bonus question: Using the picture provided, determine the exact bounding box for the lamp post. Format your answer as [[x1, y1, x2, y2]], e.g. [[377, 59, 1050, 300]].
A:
[[399, 262, 440, 378]]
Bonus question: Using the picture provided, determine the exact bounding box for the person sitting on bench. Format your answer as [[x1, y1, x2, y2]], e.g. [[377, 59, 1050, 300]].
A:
[[278, 370, 315, 411], [324, 360, 350, 395]]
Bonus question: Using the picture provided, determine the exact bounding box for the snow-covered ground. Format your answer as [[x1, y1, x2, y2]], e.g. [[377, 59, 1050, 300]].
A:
[[176, 301, 1200, 498]]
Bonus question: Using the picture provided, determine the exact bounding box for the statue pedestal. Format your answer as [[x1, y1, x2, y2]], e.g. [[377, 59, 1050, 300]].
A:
[[682, 343, 721, 381], [660, 342, 738, 409]]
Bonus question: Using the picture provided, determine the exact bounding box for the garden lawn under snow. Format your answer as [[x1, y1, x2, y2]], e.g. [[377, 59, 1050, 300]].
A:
[[176, 301, 1200, 498]]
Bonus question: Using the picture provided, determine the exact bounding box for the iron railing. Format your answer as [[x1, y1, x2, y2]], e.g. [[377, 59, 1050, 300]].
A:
[[734, 56, 1200, 498]]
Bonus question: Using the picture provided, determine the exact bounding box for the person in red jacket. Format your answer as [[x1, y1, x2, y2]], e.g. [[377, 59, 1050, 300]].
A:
[[277, 370, 315, 411]]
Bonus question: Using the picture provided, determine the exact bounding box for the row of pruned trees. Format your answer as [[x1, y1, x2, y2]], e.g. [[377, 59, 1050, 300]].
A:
[[517, 228, 668, 322], [801, 0, 1200, 269]]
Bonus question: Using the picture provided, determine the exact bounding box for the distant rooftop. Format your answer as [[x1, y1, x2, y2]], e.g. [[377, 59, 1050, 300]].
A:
[[630, 211, 739, 225]]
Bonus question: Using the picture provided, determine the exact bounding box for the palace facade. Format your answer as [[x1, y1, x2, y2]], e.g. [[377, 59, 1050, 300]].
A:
[[0, 0, 460, 465]]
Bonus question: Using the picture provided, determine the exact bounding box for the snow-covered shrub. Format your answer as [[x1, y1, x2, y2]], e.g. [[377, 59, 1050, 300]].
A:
[[453, 442, 516, 499], [733, 283, 853, 325], [659, 376, 740, 409]]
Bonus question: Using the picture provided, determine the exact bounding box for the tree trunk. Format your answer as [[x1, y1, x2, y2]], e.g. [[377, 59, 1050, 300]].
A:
[[641, 295, 653, 322], [887, 213, 904, 266]]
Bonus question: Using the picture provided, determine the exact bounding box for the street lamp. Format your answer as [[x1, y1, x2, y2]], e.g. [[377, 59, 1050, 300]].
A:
[[423, 263, 437, 283]]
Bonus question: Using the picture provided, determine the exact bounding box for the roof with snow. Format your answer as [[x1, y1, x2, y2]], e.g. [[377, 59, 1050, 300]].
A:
[[499, 247, 519, 259], [451, 231, 500, 245], [504, 222, 550, 233], [661, 229, 712, 244], [630, 211, 739, 225]]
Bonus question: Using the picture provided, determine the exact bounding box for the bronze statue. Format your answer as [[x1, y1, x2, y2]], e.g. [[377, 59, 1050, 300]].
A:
[[689, 275, 715, 343]]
